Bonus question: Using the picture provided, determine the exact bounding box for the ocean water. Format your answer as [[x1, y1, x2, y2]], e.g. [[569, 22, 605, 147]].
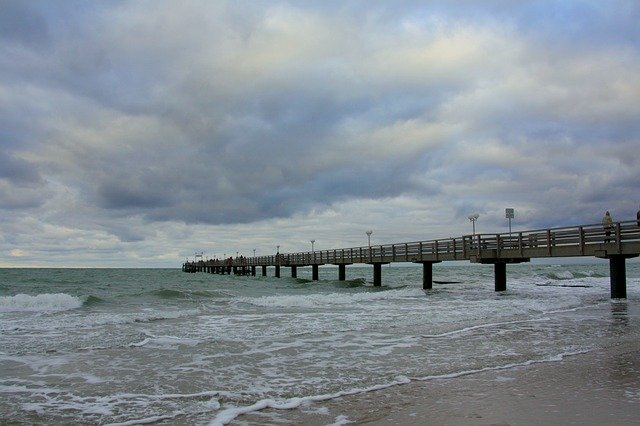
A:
[[1, 263, 639, 425]]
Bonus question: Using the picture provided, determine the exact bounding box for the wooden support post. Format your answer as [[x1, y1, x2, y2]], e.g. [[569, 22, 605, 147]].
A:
[[291, 266, 297, 278], [422, 262, 433, 290], [312, 264, 319, 281], [251, 266, 256, 276], [275, 265, 280, 278], [495, 262, 506, 292], [373, 263, 382, 287], [261, 265, 267, 277], [338, 264, 346, 281], [609, 256, 627, 299]]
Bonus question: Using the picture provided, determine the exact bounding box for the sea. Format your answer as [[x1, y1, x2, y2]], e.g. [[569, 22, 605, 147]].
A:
[[1, 262, 639, 425]]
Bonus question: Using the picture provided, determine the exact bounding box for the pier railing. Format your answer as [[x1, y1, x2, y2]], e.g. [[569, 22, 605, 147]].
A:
[[188, 220, 640, 268]]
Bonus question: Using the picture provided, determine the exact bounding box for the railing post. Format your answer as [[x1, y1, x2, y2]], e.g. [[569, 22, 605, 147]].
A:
[[419, 242, 424, 261]]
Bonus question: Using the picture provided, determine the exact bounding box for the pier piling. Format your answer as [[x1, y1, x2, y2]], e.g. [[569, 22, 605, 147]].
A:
[[372, 263, 382, 287], [494, 262, 507, 292], [609, 255, 627, 299], [338, 264, 346, 281]]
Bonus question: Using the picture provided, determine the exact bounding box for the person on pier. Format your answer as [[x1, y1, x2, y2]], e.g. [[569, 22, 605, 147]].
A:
[[602, 211, 613, 242]]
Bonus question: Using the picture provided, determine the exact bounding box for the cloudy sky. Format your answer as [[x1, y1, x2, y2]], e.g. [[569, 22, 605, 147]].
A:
[[1, 0, 639, 267]]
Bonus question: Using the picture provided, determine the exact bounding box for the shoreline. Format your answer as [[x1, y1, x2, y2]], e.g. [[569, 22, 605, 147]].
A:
[[248, 339, 640, 425]]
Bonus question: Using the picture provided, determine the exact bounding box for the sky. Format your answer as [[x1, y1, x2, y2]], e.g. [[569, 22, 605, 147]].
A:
[[1, 0, 639, 267]]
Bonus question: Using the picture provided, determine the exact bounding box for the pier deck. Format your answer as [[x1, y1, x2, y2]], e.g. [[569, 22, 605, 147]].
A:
[[183, 221, 640, 298]]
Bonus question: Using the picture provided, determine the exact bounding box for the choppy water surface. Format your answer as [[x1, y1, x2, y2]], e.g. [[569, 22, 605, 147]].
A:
[[1, 263, 639, 424]]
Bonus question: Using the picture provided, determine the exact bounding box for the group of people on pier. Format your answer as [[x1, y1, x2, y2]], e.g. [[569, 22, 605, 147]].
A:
[[601, 206, 640, 243]]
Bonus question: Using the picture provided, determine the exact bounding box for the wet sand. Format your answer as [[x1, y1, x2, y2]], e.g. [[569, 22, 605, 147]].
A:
[[251, 340, 640, 425]]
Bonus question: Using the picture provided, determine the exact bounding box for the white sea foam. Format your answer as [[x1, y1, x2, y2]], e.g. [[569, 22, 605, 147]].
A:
[[420, 317, 551, 339], [328, 415, 352, 425], [237, 288, 420, 308], [0, 293, 83, 312], [553, 271, 575, 280], [129, 334, 202, 349], [410, 349, 591, 381]]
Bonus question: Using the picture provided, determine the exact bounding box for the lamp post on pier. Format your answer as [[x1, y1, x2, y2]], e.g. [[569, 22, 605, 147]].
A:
[[366, 230, 373, 246], [468, 214, 479, 235], [310, 240, 315, 252]]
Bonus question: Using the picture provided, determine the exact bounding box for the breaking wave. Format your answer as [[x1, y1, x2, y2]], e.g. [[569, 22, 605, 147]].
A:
[[543, 269, 606, 281], [0, 293, 85, 312]]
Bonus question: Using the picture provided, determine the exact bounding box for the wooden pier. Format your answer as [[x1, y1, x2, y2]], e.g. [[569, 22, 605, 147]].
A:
[[183, 220, 640, 298]]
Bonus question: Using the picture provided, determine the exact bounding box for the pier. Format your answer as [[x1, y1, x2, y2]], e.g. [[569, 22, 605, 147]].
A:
[[183, 221, 640, 299]]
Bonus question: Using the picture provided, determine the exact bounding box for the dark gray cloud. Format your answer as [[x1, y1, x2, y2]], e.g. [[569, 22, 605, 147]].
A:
[[0, 151, 42, 184], [0, 0, 49, 47]]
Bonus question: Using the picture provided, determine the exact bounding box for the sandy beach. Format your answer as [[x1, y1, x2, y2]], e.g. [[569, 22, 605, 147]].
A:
[[257, 339, 640, 426]]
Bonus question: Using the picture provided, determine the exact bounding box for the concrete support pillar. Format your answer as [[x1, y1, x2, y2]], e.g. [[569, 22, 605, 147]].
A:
[[252, 266, 256, 276], [312, 264, 319, 281], [422, 262, 433, 290], [609, 256, 627, 299], [338, 264, 346, 281], [373, 263, 382, 287], [495, 262, 506, 292], [291, 266, 297, 278], [261, 265, 267, 277], [275, 265, 280, 278]]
